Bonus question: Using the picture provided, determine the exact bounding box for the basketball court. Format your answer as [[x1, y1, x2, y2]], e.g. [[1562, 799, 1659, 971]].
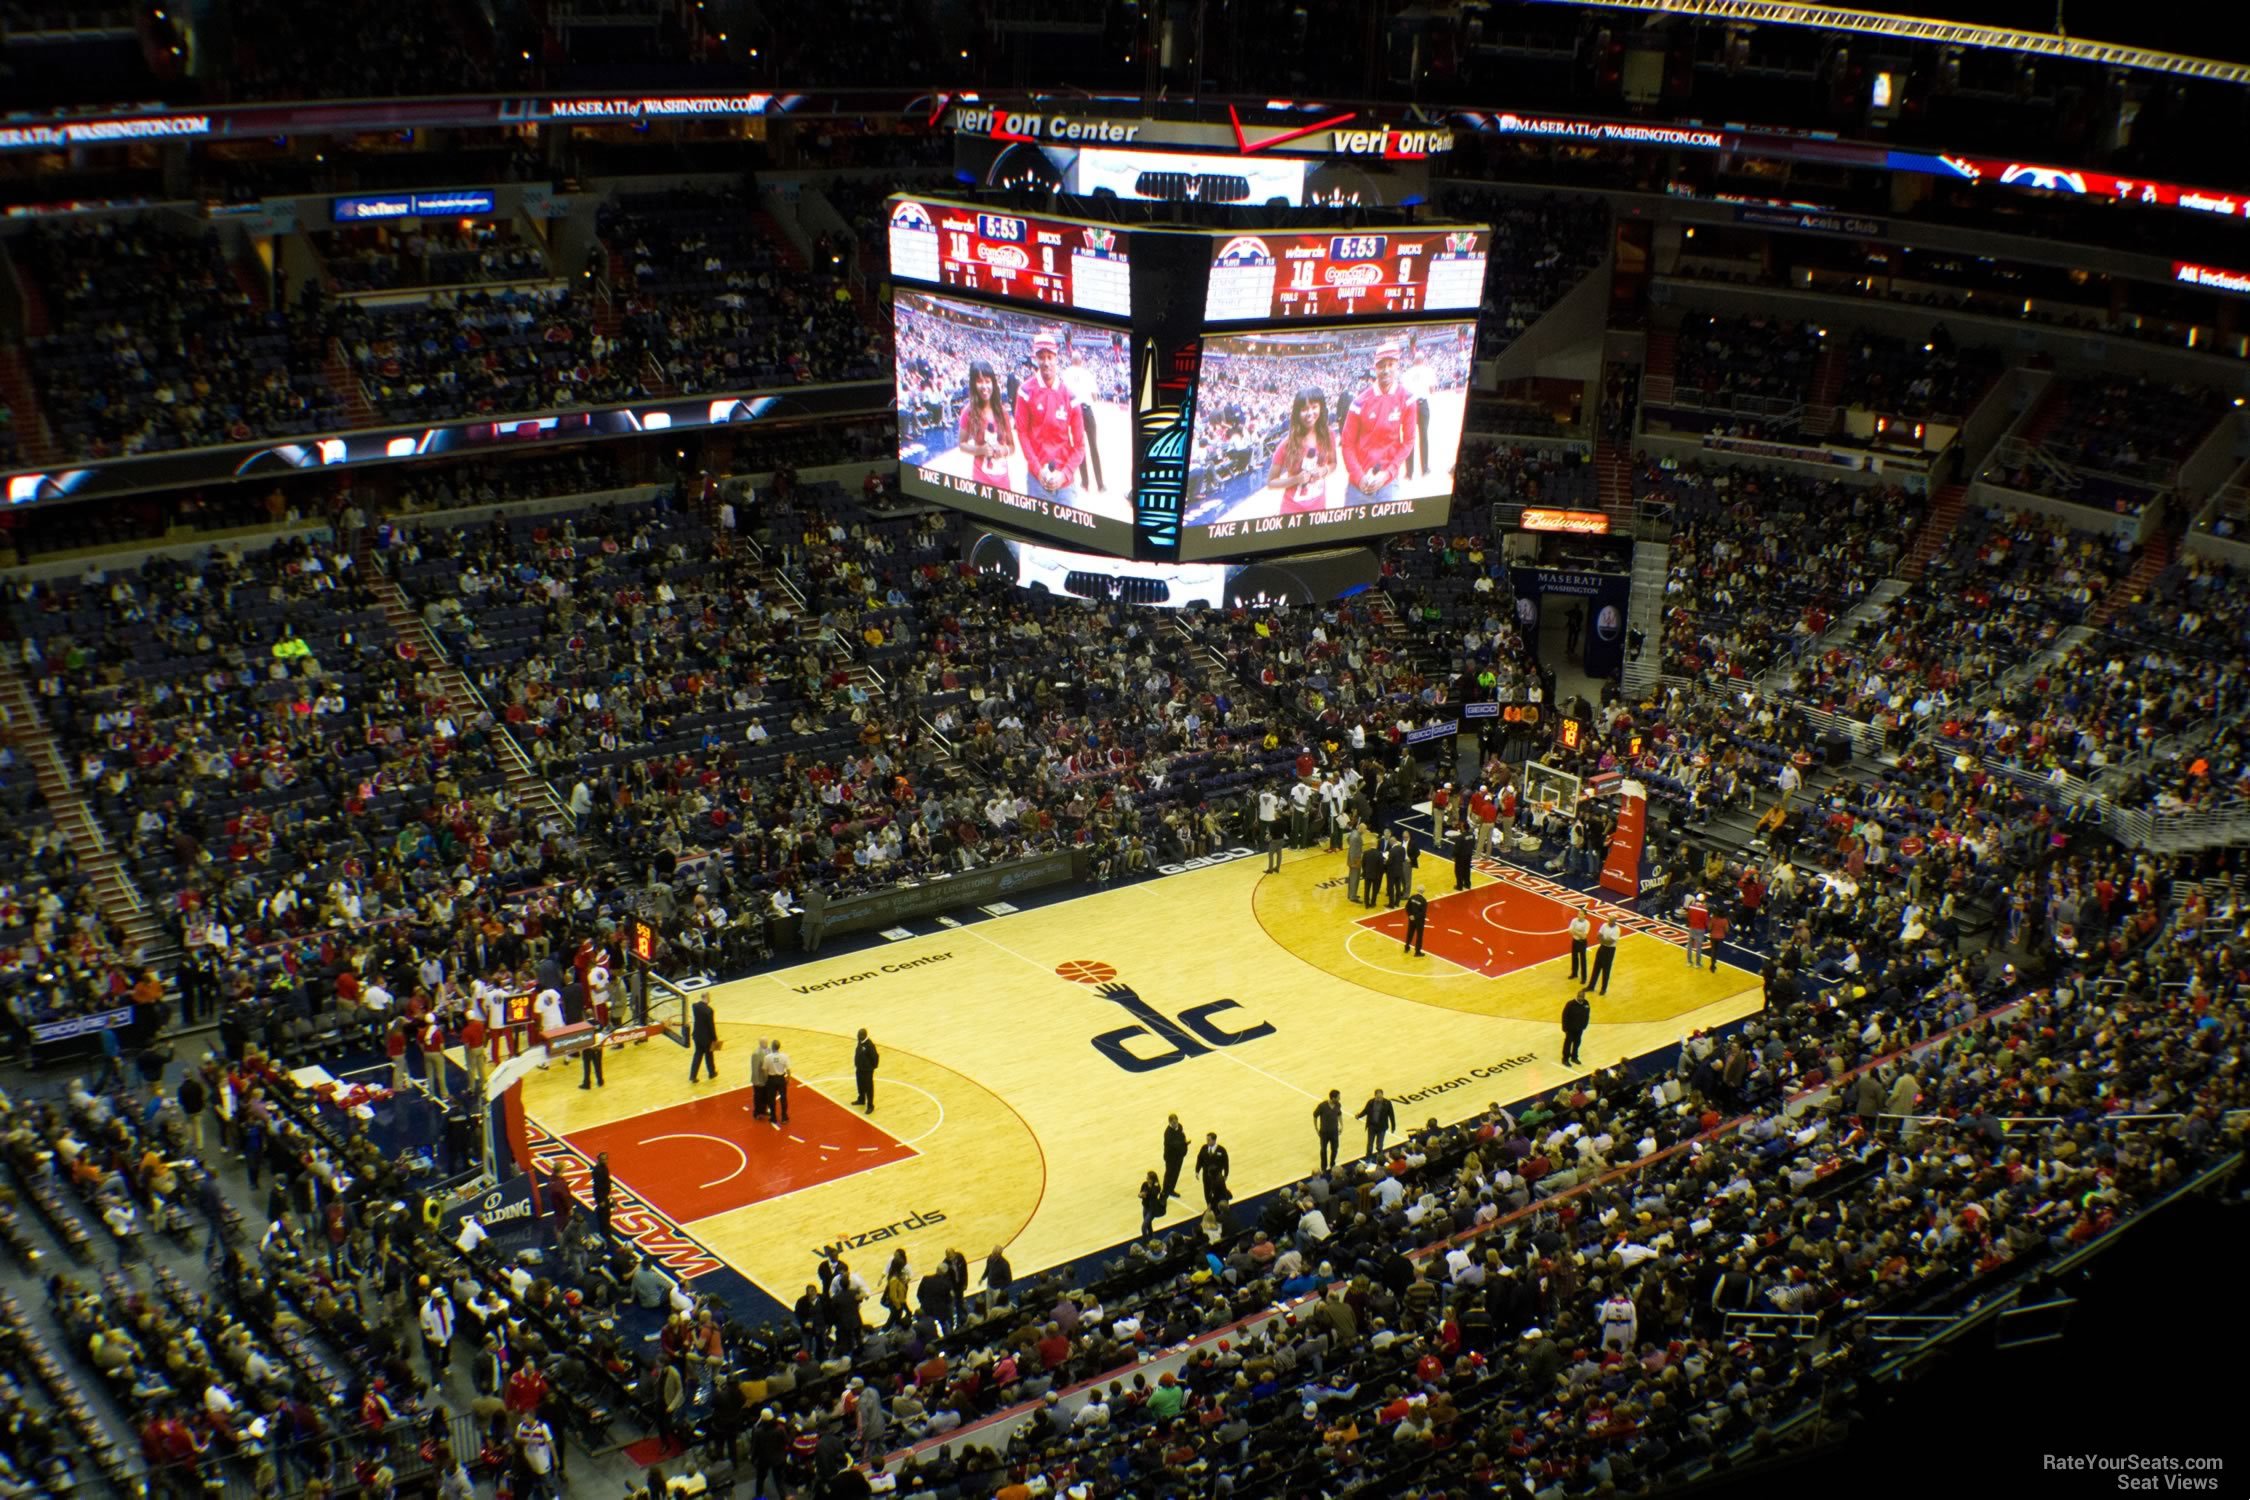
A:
[[511, 843, 1761, 1313]]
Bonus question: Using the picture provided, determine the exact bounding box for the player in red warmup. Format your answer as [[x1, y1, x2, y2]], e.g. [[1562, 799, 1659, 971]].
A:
[[1013, 330, 1087, 505], [1340, 342, 1417, 505]]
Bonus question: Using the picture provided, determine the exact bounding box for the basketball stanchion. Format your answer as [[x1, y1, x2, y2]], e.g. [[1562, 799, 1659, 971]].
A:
[[642, 970, 694, 1049]]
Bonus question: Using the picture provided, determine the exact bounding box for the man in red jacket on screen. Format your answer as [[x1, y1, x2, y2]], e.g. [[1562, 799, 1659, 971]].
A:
[[1014, 329, 1087, 506], [1340, 341, 1417, 505]]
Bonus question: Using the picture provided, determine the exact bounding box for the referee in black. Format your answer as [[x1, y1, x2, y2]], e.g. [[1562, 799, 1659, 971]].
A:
[[688, 995, 718, 1082], [852, 1029, 881, 1113], [1402, 885, 1429, 956]]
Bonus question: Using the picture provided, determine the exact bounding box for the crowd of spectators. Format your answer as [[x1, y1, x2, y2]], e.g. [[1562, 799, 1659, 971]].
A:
[[767, 0, 939, 87], [1441, 188, 1611, 356], [221, 0, 532, 102], [319, 223, 550, 295], [8, 197, 884, 466], [18, 219, 344, 461], [0, 747, 140, 1043], [601, 189, 887, 395], [0, 440, 2241, 1496], [1642, 465, 2250, 821], [6, 533, 551, 1025], [1967, 549, 2250, 813], [1773, 506, 2134, 736], [1836, 326, 2002, 423], [1653, 463, 1923, 687], [40, 671, 2226, 1500], [1669, 314, 1825, 417], [389, 452, 632, 517], [326, 287, 641, 425], [1986, 376, 2227, 514]]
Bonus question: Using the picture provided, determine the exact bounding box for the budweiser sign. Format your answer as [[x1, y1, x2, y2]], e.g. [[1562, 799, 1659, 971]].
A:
[[1520, 508, 1612, 535]]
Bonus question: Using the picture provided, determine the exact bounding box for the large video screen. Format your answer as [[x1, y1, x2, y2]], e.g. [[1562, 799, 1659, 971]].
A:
[[888, 198, 1131, 318], [1070, 146, 1308, 206], [1203, 227, 1489, 322], [953, 137, 1427, 209], [894, 289, 1136, 554], [1180, 321, 1474, 560]]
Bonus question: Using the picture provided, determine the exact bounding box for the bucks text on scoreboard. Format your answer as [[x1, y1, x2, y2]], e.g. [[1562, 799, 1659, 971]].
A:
[[1204, 227, 1490, 322], [887, 198, 1132, 318]]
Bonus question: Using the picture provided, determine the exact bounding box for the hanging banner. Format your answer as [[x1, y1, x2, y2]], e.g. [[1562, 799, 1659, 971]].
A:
[[1510, 567, 1632, 681]]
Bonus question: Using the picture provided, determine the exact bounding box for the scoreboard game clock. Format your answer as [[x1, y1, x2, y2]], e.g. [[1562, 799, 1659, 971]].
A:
[[888, 198, 1131, 318], [1204, 226, 1490, 322]]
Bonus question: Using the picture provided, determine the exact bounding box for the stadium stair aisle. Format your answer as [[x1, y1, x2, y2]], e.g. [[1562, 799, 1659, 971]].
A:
[[1900, 482, 1968, 580], [0, 346, 61, 469], [324, 337, 378, 431], [362, 544, 575, 825], [0, 655, 164, 962], [1641, 327, 1676, 404], [2092, 526, 2180, 628], [229, 248, 271, 314], [1799, 340, 1848, 437]]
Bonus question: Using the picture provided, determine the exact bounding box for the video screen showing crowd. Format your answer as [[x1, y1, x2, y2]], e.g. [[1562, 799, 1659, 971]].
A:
[[892, 289, 1136, 550], [1181, 320, 1473, 558]]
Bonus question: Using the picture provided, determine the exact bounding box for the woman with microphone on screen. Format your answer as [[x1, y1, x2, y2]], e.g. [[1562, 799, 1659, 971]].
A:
[[1266, 387, 1339, 515], [956, 360, 1016, 490]]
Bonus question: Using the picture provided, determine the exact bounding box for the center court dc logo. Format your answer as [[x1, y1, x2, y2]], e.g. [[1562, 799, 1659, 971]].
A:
[[1057, 963, 1278, 1073], [1595, 603, 1622, 641]]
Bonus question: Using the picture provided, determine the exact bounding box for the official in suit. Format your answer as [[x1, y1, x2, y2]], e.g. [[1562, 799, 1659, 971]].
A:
[[852, 1029, 881, 1113], [1196, 1133, 1232, 1213], [1561, 990, 1591, 1066], [1360, 840, 1386, 909], [1356, 1088, 1395, 1159], [1161, 1114, 1189, 1201], [591, 1152, 614, 1240], [689, 998, 718, 1082], [1345, 822, 1366, 903], [1313, 1090, 1343, 1174], [1453, 820, 1473, 891], [800, 886, 829, 954], [1402, 886, 1429, 956], [1385, 836, 1412, 906]]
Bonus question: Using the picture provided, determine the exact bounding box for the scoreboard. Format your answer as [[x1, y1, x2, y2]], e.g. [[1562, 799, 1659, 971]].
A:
[[1203, 227, 1489, 322], [888, 198, 1132, 318]]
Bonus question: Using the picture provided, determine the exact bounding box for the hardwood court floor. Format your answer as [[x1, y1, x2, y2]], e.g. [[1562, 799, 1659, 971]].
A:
[[518, 845, 1762, 1307]]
